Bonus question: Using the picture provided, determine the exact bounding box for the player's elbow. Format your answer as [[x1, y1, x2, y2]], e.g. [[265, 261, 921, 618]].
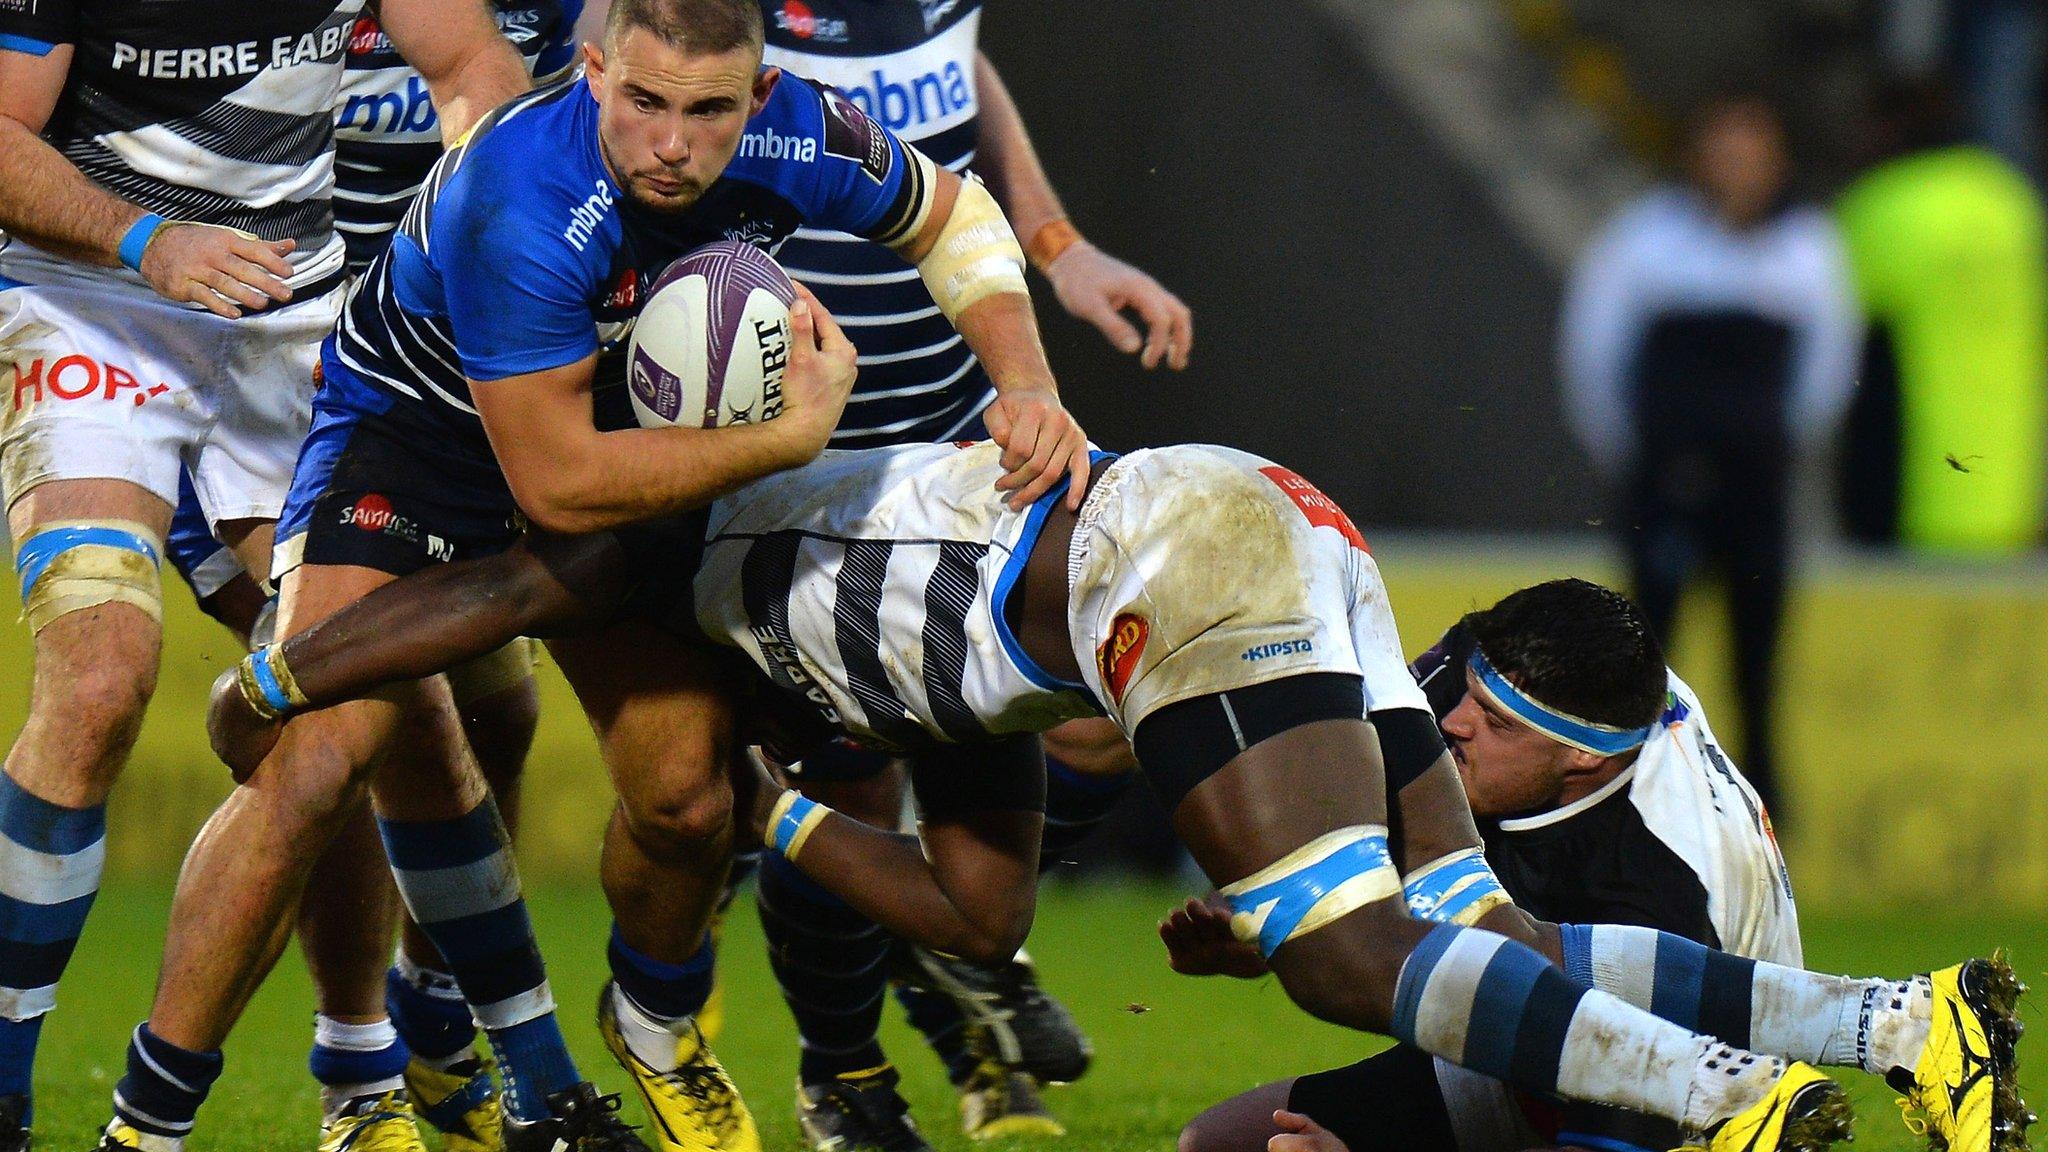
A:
[[507, 473, 609, 536]]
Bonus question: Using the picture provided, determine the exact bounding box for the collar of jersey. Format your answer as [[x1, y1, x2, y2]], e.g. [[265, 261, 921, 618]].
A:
[[989, 450, 1117, 693], [1493, 761, 1640, 834]]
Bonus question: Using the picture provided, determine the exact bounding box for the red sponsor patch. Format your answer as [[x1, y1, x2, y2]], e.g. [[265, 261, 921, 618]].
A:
[[1259, 466, 1368, 552], [1094, 613, 1148, 704], [604, 267, 640, 311], [781, 0, 816, 36], [10, 355, 170, 409], [346, 493, 397, 533], [348, 15, 385, 55]]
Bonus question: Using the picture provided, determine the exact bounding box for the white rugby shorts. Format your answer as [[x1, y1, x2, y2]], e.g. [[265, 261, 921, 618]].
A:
[[1066, 445, 1427, 735], [0, 266, 343, 528]]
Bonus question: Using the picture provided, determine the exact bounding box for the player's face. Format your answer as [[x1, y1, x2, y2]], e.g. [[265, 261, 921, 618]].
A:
[[1439, 670, 1577, 819], [584, 30, 775, 213], [1687, 103, 1788, 227]]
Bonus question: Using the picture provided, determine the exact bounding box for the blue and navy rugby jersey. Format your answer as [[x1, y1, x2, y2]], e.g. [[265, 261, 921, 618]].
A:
[[327, 71, 929, 453], [762, 0, 991, 445], [332, 1, 583, 271]]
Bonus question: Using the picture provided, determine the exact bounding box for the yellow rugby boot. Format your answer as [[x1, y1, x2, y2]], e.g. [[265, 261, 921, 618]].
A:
[[404, 1056, 503, 1152], [90, 1121, 181, 1152], [598, 982, 760, 1152], [1702, 1063, 1853, 1152], [958, 1062, 1064, 1141], [318, 1091, 432, 1152], [1893, 957, 2033, 1152]]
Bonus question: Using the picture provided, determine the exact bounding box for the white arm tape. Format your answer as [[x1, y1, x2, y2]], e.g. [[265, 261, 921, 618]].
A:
[[916, 173, 1029, 323]]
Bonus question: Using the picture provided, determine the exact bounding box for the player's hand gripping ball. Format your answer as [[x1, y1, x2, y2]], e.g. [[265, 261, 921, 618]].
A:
[[629, 240, 799, 430]]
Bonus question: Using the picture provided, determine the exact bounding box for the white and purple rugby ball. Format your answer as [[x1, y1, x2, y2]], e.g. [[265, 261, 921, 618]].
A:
[[628, 240, 798, 430]]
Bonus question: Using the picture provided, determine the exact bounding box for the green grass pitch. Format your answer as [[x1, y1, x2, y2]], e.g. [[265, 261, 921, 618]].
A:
[[24, 881, 2046, 1152]]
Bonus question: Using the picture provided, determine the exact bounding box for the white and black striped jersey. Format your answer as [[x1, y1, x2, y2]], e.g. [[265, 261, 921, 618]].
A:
[[762, 0, 991, 446], [332, 1, 581, 272], [0, 0, 361, 292], [679, 441, 1102, 749], [1413, 626, 1801, 965]]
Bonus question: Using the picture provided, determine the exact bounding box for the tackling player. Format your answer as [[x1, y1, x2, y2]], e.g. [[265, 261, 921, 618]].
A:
[[749, 0, 1192, 1143], [1171, 579, 1802, 1152], [103, 1, 1092, 1150], [204, 440, 2026, 1152], [0, 3, 529, 1151]]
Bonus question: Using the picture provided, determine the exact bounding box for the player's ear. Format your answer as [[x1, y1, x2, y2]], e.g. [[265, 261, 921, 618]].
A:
[[582, 41, 607, 95], [751, 66, 780, 116]]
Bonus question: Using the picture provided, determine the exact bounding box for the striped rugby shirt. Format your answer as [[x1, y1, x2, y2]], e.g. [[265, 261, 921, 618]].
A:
[[761, 0, 993, 446], [0, 0, 364, 294], [333, 1, 582, 272], [671, 441, 1104, 749]]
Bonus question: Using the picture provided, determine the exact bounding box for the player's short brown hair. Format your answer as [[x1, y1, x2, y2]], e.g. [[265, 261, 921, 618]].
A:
[[605, 0, 763, 55]]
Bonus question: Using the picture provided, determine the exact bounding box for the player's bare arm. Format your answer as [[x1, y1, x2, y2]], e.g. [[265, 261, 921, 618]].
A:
[[376, 0, 535, 145], [739, 741, 1044, 965], [891, 159, 1090, 511], [206, 531, 631, 777], [0, 46, 294, 317], [475, 287, 856, 534], [974, 51, 1192, 371]]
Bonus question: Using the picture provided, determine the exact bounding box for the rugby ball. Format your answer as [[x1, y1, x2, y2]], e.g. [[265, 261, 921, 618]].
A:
[[628, 241, 798, 430]]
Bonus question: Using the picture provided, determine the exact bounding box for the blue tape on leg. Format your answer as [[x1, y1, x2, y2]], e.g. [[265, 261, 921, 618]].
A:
[[1223, 832, 1396, 957], [15, 525, 161, 601]]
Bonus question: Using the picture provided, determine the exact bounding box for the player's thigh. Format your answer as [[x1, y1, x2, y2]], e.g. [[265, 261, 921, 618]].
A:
[[547, 623, 739, 843], [1179, 1079, 1296, 1152], [1392, 753, 1486, 874], [1042, 716, 1136, 776]]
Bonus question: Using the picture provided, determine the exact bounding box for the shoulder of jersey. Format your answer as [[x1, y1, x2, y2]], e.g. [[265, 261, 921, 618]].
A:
[[429, 80, 613, 254], [722, 73, 834, 181]]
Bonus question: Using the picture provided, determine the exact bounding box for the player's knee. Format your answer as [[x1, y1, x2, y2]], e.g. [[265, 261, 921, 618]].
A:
[[620, 772, 734, 862], [29, 641, 158, 784]]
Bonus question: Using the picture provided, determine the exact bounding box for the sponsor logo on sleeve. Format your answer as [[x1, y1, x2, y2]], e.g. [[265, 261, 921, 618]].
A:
[[816, 84, 893, 184], [774, 0, 849, 42], [1095, 613, 1148, 704], [1258, 465, 1369, 552]]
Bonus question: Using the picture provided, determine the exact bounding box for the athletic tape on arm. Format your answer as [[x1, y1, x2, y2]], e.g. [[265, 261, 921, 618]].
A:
[[1403, 847, 1513, 926], [1218, 825, 1402, 958], [13, 520, 163, 633], [766, 791, 831, 861], [916, 173, 1029, 323]]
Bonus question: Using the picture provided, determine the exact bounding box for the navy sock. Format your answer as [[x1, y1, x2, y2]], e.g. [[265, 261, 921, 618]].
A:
[[387, 962, 478, 1063], [113, 1024, 223, 1140], [0, 773, 107, 1123], [308, 1017, 409, 1096], [1039, 759, 1133, 865], [608, 925, 714, 1021], [757, 853, 891, 1083], [378, 802, 576, 1120]]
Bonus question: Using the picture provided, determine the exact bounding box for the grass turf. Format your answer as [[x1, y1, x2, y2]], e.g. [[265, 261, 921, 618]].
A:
[[25, 880, 2048, 1152]]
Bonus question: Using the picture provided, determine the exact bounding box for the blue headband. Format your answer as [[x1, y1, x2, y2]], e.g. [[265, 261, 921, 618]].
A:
[[1467, 649, 1655, 756]]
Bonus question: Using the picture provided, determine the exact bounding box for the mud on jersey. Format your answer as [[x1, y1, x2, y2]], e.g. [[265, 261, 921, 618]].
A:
[[328, 70, 932, 453], [333, 1, 582, 271], [0, 0, 361, 289], [763, 0, 991, 446]]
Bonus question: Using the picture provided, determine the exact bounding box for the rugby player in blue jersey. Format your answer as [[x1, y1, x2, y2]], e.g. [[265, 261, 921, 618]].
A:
[[98, 1, 1092, 1151], [199, 443, 2026, 1152]]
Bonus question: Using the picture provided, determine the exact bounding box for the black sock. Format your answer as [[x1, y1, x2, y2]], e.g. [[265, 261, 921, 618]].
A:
[[758, 853, 891, 1084]]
